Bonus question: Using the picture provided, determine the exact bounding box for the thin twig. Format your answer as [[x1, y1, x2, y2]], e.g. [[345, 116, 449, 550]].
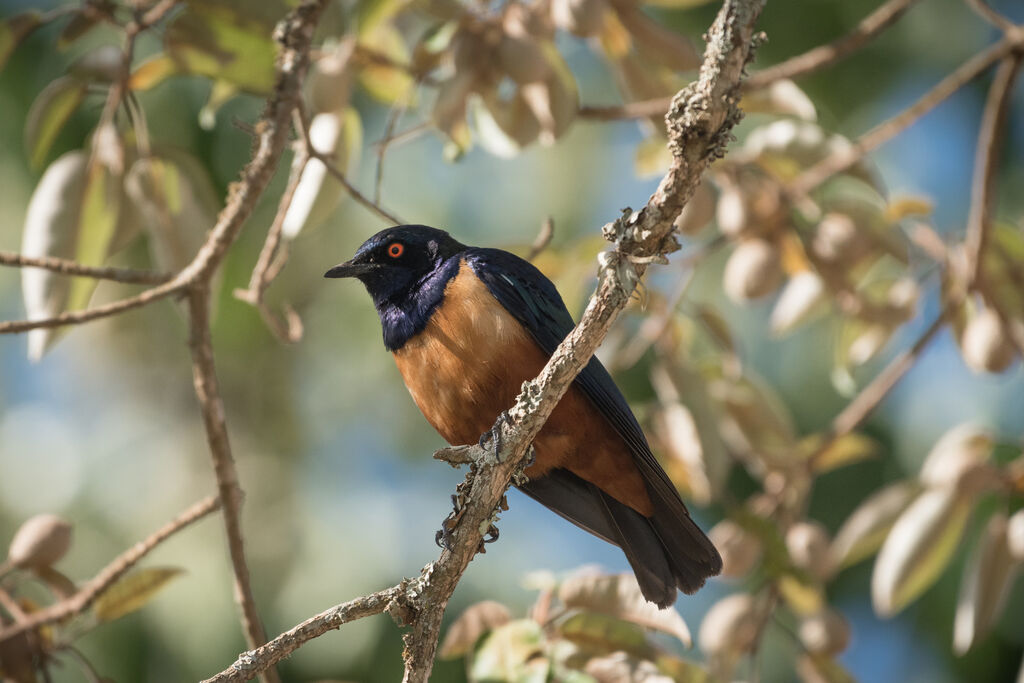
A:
[[234, 141, 310, 344], [790, 32, 1023, 196], [374, 94, 410, 206], [525, 217, 555, 262], [964, 0, 1016, 32], [0, 251, 171, 285], [745, 0, 923, 90], [296, 104, 405, 226], [579, 0, 921, 121], [610, 236, 727, 371], [0, 277, 187, 334], [810, 306, 949, 466], [0, 496, 220, 643], [200, 587, 402, 683], [965, 54, 1023, 286]]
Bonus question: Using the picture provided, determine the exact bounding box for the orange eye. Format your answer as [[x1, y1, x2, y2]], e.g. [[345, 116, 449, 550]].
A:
[[387, 242, 404, 258]]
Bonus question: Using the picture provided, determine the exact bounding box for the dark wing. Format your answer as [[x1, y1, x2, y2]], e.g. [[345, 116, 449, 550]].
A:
[[465, 248, 721, 603]]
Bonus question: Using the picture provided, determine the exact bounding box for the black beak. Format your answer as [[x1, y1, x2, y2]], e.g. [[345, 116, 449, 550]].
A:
[[324, 260, 376, 279]]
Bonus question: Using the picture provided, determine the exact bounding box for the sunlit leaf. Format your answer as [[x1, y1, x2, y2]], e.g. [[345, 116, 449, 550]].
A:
[[129, 54, 181, 92], [357, 23, 415, 104], [831, 480, 920, 570], [872, 488, 971, 617], [439, 601, 511, 660], [25, 76, 88, 170], [884, 195, 934, 222], [357, 0, 412, 38], [282, 108, 362, 239], [778, 574, 824, 616], [469, 619, 548, 683], [165, 4, 277, 94], [741, 79, 816, 121], [0, 10, 42, 71], [558, 573, 691, 647], [953, 511, 1021, 655], [771, 271, 826, 336], [801, 432, 880, 474], [472, 91, 541, 159], [66, 139, 123, 314], [919, 423, 995, 493], [20, 151, 89, 360], [796, 654, 856, 683], [93, 567, 184, 622], [650, 361, 730, 505]]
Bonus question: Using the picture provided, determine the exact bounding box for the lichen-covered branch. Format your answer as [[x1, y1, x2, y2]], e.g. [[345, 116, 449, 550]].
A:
[[201, 1, 765, 680]]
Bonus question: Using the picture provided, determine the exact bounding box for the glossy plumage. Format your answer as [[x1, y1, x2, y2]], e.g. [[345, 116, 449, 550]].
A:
[[326, 225, 721, 607]]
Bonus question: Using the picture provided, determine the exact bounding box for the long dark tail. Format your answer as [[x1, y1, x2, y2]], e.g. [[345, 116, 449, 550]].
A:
[[519, 468, 721, 608]]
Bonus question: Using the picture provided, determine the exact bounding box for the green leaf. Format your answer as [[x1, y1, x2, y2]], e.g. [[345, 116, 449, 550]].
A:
[[872, 488, 972, 617], [831, 481, 919, 570], [557, 612, 652, 658], [57, 7, 104, 50], [128, 54, 181, 92], [65, 146, 122, 314], [357, 23, 415, 104], [357, 0, 411, 37], [802, 432, 880, 474], [165, 4, 277, 93], [125, 153, 220, 273], [25, 76, 88, 170], [0, 10, 42, 71], [93, 567, 184, 622], [470, 619, 548, 683], [558, 573, 691, 647]]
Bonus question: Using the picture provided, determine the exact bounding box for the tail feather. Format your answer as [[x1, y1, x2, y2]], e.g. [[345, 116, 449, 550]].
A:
[[519, 467, 721, 607]]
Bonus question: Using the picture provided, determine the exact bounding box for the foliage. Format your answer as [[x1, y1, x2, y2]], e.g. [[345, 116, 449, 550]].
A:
[[1, 0, 1023, 681]]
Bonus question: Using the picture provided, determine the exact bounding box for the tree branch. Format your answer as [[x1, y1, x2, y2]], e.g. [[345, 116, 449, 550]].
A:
[[965, 53, 1022, 286], [296, 103, 405, 226], [578, 0, 920, 121], [0, 495, 220, 643], [233, 140, 310, 344], [200, 587, 403, 683], [744, 0, 922, 90], [0, 251, 170, 285], [202, 1, 765, 680], [790, 31, 1024, 196]]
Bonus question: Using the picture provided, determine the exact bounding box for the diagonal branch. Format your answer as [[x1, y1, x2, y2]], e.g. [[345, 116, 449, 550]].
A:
[[744, 0, 923, 90], [202, 1, 765, 681], [0, 496, 220, 643], [790, 31, 1024, 196], [578, 0, 920, 121], [200, 587, 402, 683]]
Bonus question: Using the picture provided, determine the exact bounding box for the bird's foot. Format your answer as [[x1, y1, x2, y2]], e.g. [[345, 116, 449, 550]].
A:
[[511, 445, 535, 486], [478, 410, 512, 461], [435, 491, 468, 551]]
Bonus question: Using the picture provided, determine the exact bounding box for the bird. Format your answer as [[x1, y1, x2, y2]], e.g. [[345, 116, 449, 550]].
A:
[[325, 224, 721, 607]]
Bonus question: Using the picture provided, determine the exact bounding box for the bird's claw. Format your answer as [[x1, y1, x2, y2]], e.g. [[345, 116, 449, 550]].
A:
[[478, 410, 512, 460], [435, 493, 467, 550]]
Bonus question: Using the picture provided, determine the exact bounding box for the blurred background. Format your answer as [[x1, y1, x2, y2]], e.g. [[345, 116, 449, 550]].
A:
[[1, 0, 1023, 680]]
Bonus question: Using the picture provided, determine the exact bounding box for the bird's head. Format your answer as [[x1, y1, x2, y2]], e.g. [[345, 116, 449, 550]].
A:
[[324, 224, 467, 308]]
